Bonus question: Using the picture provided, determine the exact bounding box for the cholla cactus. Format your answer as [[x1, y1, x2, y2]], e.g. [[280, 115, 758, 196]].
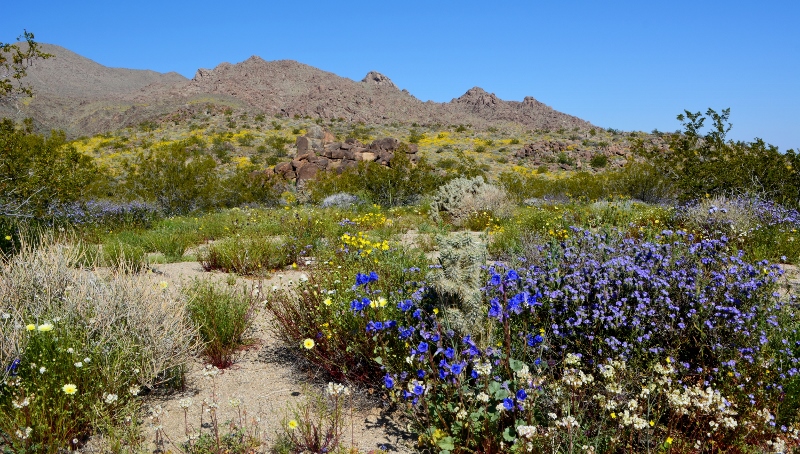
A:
[[430, 176, 511, 225], [427, 232, 489, 340]]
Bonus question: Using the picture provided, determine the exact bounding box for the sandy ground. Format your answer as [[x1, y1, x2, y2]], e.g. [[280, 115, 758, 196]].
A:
[[126, 262, 414, 453]]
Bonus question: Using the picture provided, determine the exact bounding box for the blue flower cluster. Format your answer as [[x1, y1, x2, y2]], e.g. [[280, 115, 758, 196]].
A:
[[47, 200, 161, 227], [362, 227, 800, 447]]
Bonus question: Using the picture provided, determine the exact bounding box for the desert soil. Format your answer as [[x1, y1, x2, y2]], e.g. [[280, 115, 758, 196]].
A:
[[119, 261, 414, 454]]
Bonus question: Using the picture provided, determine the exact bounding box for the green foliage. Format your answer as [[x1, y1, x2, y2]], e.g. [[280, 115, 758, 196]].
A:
[[556, 151, 575, 166], [499, 163, 674, 204], [0, 119, 105, 218], [634, 108, 800, 204], [186, 281, 257, 368], [0, 240, 196, 452], [408, 128, 424, 144], [123, 139, 219, 215], [265, 135, 292, 157], [200, 235, 294, 274], [589, 153, 608, 168], [0, 30, 53, 100], [346, 123, 374, 142], [307, 152, 441, 207], [235, 132, 255, 147]]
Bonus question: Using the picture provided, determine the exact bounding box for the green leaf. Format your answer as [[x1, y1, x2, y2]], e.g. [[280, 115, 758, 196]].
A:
[[503, 427, 516, 441], [437, 437, 455, 451], [509, 358, 526, 372], [373, 356, 383, 365]]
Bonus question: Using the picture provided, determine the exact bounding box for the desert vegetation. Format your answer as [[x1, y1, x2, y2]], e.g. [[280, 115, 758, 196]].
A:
[[3, 53, 800, 454]]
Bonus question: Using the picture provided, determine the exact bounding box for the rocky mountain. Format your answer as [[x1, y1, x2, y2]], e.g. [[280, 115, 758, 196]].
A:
[[2, 44, 596, 136]]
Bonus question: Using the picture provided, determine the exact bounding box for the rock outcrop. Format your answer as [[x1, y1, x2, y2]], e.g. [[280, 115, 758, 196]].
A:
[[271, 128, 419, 182]]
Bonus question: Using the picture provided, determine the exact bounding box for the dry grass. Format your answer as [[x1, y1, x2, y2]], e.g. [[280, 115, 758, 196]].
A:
[[0, 237, 198, 387]]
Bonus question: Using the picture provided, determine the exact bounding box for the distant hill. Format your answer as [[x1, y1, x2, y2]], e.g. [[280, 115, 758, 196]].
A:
[[1, 44, 596, 136]]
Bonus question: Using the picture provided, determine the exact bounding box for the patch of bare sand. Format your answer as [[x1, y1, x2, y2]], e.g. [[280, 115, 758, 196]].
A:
[[133, 262, 413, 453]]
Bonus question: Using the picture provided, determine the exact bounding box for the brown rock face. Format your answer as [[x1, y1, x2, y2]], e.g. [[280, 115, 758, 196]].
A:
[[296, 162, 318, 181], [8, 45, 598, 137]]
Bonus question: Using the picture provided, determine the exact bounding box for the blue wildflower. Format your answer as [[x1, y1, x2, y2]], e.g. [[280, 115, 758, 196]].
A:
[[384, 375, 394, 389]]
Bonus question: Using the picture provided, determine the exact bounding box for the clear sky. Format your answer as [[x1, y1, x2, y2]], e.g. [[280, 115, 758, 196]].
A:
[[3, 0, 798, 150]]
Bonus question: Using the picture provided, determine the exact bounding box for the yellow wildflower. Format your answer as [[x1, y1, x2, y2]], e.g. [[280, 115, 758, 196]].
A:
[[26, 324, 36, 331], [303, 338, 315, 349], [37, 323, 54, 332], [323, 298, 332, 306], [287, 419, 298, 430], [62, 384, 78, 395]]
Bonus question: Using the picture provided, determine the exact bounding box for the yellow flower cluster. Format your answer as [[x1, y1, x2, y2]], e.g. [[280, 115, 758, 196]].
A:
[[341, 232, 390, 256], [548, 228, 570, 240], [350, 212, 391, 229]]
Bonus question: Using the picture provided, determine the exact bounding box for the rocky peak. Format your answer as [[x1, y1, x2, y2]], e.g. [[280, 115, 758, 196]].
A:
[[361, 71, 396, 88], [456, 87, 498, 106]]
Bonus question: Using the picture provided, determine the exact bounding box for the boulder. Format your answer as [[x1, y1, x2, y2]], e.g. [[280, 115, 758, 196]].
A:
[[323, 131, 336, 144], [306, 125, 325, 140], [377, 150, 394, 165], [405, 143, 419, 154], [358, 152, 377, 162], [274, 162, 292, 175], [369, 137, 399, 151], [324, 142, 343, 152], [296, 162, 318, 181], [296, 136, 311, 153]]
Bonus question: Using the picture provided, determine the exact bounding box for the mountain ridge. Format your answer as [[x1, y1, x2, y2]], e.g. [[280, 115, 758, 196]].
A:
[[1, 44, 596, 136]]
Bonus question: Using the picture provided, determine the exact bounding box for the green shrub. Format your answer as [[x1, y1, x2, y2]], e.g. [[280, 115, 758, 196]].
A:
[[200, 236, 292, 274], [590, 154, 608, 168], [0, 119, 106, 219], [634, 108, 800, 204], [0, 240, 196, 452], [236, 133, 255, 147], [306, 152, 441, 207], [123, 139, 220, 215], [408, 129, 424, 144], [185, 281, 257, 369]]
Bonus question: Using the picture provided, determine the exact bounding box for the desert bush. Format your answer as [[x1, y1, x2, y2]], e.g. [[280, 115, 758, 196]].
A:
[[123, 139, 220, 215], [306, 152, 441, 207], [430, 176, 514, 226], [272, 383, 353, 454], [100, 239, 148, 272], [320, 193, 361, 209], [635, 108, 800, 204], [371, 229, 800, 453], [0, 119, 106, 219], [185, 281, 258, 369], [265, 135, 293, 157], [267, 233, 427, 384], [589, 154, 608, 168], [0, 239, 197, 452], [200, 235, 292, 274]]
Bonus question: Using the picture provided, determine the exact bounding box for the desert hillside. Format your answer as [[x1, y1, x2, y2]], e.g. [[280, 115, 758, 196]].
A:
[[1, 44, 595, 137]]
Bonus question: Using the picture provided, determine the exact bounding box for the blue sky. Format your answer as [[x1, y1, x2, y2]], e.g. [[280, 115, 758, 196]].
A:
[[3, 0, 798, 150]]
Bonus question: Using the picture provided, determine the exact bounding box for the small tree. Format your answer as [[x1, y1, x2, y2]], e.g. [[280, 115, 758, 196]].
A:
[[0, 30, 53, 103]]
